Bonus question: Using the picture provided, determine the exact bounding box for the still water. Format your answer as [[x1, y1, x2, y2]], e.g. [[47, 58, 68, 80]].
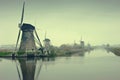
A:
[[0, 49, 120, 80]]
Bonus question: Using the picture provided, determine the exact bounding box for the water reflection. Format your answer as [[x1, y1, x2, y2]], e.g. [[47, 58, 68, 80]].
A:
[[105, 48, 120, 56], [17, 58, 37, 80], [1, 49, 120, 80], [14, 51, 88, 80], [65, 50, 89, 57], [15, 57, 55, 80], [109, 51, 120, 56]]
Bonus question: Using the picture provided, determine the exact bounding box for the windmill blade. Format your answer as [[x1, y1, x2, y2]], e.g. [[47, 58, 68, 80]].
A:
[[20, 1, 25, 26], [34, 38, 41, 46], [14, 1, 25, 52], [35, 30, 43, 48], [15, 30, 21, 52]]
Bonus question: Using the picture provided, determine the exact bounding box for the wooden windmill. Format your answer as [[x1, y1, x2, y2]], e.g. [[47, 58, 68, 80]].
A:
[[14, 1, 43, 56]]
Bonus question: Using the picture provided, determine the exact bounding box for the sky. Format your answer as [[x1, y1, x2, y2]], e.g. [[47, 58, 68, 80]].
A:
[[0, 0, 120, 46]]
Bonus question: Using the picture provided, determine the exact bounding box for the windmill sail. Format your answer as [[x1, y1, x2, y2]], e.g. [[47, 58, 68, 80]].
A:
[[15, 1, 25, 52], [15, 30, 21, 52], [20, 1, 25, 27]]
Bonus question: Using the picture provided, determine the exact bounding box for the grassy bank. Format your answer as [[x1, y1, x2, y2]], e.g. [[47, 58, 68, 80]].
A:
[[0, 52, 12, 56]]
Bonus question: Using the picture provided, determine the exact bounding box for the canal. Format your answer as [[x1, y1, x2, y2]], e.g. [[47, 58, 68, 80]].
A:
[[0, 49, 120, 80]]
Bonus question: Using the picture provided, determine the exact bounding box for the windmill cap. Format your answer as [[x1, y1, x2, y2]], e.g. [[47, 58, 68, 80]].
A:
[[21, 23, 35, 30], [44, 38, 51, 42]]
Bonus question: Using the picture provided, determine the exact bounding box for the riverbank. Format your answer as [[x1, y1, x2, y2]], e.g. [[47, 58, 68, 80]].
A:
[[0, 48, 13, 56], [105, 47, 120, 56], [0, 45, 94, 57]]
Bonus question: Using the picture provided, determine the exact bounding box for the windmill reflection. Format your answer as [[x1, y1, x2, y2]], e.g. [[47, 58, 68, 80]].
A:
[[16, 58, 42, 80], [15, 57, 55, 80]]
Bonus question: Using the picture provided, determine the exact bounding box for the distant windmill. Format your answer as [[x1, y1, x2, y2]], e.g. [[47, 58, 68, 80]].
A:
[[80, 36, 85, 48], [14, 1, 43, 56], [43, 31, 51, 55]]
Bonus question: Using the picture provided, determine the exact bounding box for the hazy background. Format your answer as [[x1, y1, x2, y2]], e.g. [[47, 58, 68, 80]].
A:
[[0, 0, 120, 46]]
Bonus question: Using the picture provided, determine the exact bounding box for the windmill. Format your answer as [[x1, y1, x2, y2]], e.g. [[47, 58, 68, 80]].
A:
[[80, 36, 85, 48], [14, 1, 43, 56], [43, 31, 51, 55]]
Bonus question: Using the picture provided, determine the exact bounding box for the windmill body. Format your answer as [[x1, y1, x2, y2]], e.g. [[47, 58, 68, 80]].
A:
[[80, 41, 85, 48], [19, 23, 37, 53], [43, 38, 51, 54]]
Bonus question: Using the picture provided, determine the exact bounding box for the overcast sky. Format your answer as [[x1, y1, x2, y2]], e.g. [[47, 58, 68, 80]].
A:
[[0, 0, 120, 46]]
